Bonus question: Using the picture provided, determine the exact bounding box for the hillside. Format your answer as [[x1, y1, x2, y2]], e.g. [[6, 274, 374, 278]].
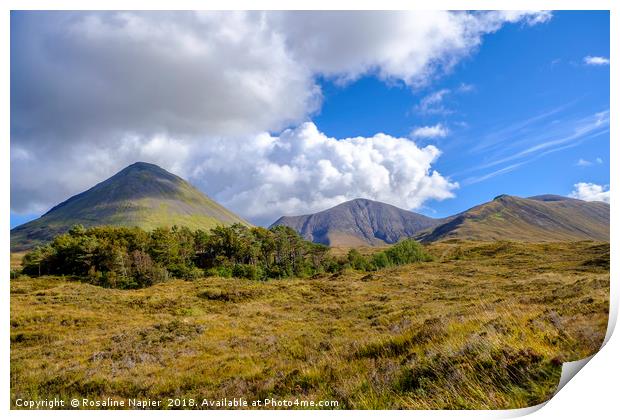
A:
[[11, 241, 609, 409], [11, 162, 249, 251], [270, 198, 442, 246], [416, 194, 609, 243]]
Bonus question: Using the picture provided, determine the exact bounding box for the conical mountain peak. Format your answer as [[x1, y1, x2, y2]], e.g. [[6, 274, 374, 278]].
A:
[[11, 162, 249, 251]]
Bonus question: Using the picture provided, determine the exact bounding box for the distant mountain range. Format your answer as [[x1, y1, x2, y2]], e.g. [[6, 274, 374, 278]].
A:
[[272, 194, 609, 246], [11, 161, 610, 251], [415, 194, 609, 243], [270, 198, 443, 246], [10, 162, 248, 251]]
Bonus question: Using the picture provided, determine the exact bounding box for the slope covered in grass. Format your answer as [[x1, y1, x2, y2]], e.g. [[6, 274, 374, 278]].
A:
[[416, 195, 609, 243], [11, 162, 249, 251], [10, 241, 609, 409]]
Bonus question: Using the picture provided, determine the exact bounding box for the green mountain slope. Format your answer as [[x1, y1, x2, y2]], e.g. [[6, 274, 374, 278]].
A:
[[416, 194, 609, 243], [11, 162, 249, 251]]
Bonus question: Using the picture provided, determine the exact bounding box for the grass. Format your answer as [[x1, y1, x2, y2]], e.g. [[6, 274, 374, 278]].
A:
[[10, 241, 609, 409], [10, 252, 26, 271]]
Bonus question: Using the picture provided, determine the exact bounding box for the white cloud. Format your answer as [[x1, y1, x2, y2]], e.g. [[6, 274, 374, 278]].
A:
[[576, 158, 592, 166], [472, 110, 610, 172], [570, 182, 610, 203], [577, 157, 604, 166], [416, 89, 452, 115], [584, 55, 610, 66], [410, 124, 450, 139], [11, 10, 551, 221], [201, 123, 459, 223], [457, 83, 475, 93], [190, 123, 458, 224], [460, 109, 609, 186], [12, 12, 321, 142], [268, 11, 550, 86], [415, 83, 475, 115]]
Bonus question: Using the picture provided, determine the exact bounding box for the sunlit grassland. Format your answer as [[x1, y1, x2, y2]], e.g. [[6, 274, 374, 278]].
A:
[[10, 241, 609, 409], [10, 252, 25, 270]]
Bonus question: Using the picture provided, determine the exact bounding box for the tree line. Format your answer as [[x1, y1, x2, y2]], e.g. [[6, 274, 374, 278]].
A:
[[20, 224, 432, 289]]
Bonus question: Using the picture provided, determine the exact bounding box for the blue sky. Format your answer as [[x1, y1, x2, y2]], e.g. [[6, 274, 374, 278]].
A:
[[10, 11, 610, 227], [313, 11, 610, 218]]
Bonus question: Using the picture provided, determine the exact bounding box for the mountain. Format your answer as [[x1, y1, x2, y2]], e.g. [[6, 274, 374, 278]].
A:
[[416, 194, 609, 243], [11, 162, 249, 251], [270, 198, 443, 247]]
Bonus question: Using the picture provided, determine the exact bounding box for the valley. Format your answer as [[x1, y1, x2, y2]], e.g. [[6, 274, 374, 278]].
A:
[[9, 162, 611, 410], [10, 241, 609, 409]]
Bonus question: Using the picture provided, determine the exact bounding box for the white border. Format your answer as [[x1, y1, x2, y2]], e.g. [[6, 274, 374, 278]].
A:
[[2, 1, 616, 419]]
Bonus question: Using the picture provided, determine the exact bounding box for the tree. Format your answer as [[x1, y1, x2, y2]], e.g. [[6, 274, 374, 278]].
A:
[[18, 223, 431, 288]]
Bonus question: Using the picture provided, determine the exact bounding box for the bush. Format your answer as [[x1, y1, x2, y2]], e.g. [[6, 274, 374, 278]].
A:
[[347, 239, 431, 272], [347, 249, 371, 271], [384, 239, 432, 265], [232, 264, 264, 280], [169, 264, 203, 280], [205, 265, 233, 278], [371, 252, 391, 270]]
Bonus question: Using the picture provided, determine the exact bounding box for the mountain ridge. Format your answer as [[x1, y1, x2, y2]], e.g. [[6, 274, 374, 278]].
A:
[[270, 198, 444, 246], [272, 194, 609, 246], [415, 194, 609, 243], [12, 162, 610, 251], [11, 162, 249, 251]]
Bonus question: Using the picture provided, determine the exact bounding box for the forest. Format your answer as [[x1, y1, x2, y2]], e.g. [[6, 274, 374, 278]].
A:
[[20, 224, 432, 288]]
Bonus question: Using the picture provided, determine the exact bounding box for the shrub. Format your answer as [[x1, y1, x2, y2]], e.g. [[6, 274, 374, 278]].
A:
[[232, 264, 263, 280], [384, 239, 432, 265], [346, 239, 432, 271], [168, 263, 203, 280], [205, 265, 233, 278], [371, 252, 391, 270], [347, 249, 371, 271]]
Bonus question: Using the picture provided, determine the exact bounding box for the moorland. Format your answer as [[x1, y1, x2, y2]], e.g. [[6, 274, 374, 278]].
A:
[[10, 240, 609, 409]]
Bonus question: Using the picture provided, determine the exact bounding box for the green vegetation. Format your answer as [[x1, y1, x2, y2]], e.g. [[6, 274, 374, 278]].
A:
[[347, 239, 432, 271], [10, 241, 609, 409], [21, 225, 435, 288], [21, 224, 335, 287]]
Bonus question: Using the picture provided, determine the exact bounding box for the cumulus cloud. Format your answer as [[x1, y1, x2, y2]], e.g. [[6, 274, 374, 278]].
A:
[[268, 11, 550, 86], [11, 12, 321, 142], [584, 55, 610, 65], [193, 123, 459, 224], [10, 10, 551, 222], [410, 124, 450, 139], [570, 182, 610, 203]]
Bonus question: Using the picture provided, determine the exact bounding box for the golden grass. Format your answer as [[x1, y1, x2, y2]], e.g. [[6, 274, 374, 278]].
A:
[[10, 252, 26, 271], [10, 241, 609, 409]]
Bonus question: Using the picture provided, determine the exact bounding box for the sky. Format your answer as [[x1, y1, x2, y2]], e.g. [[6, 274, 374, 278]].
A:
[[10, 11, 610, 227]]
